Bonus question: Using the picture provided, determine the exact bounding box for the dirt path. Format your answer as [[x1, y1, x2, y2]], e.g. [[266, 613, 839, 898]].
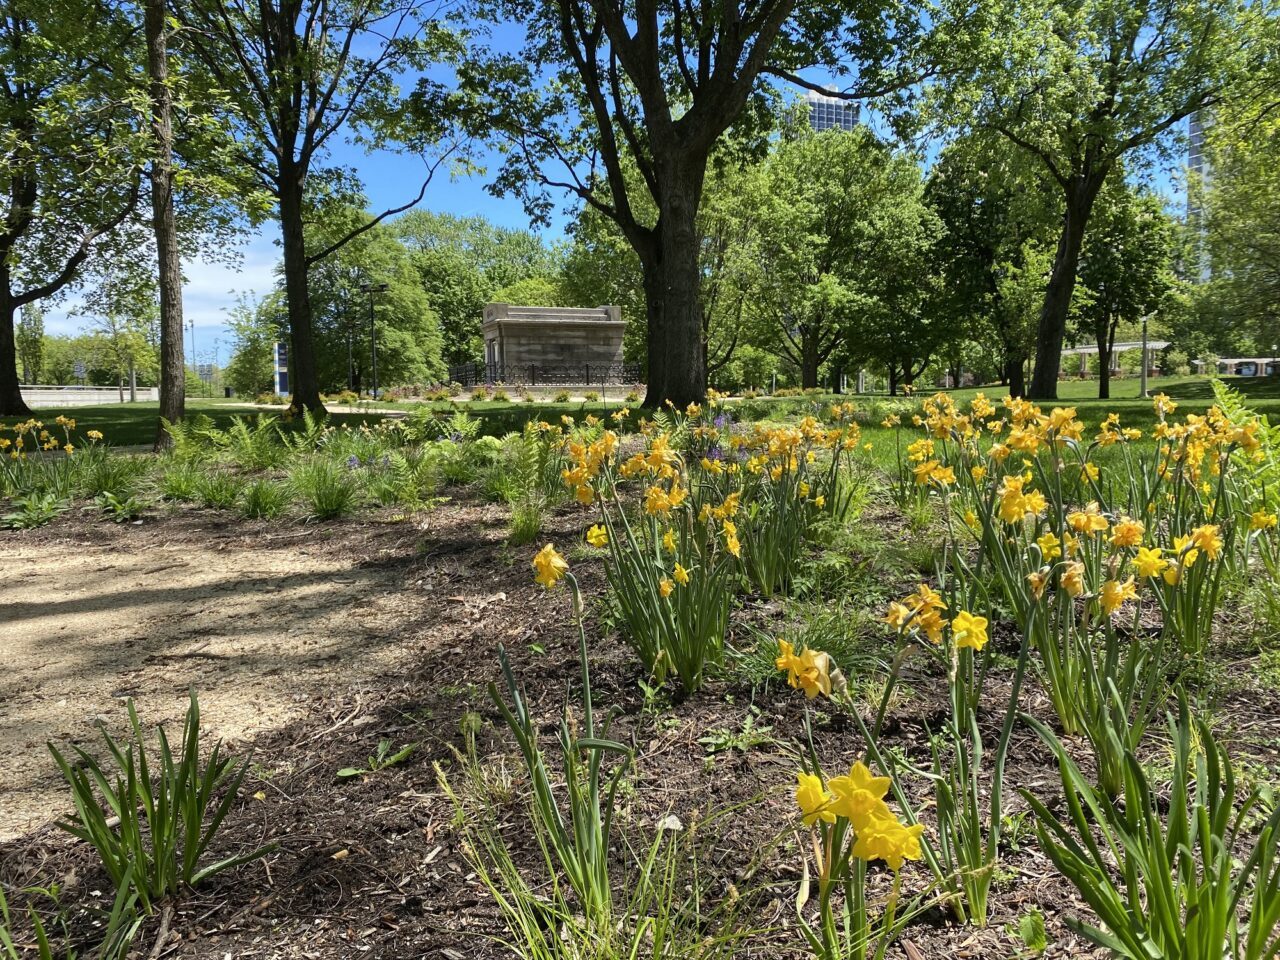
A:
[[0, 534, 413, 840]]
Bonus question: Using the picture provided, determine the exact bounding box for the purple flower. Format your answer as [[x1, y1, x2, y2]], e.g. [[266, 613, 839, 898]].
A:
[[705, 445, 724, 461], [714, 413, 731, 430], [346, 455, 360, 469], [449, 431, 463, 443]]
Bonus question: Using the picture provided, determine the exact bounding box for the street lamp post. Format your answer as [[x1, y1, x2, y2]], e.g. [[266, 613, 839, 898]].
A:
[[187, 317, 198, 397], [346, 314, 355, 393], [359, 281, 388, 400], [1140, 313, 1151, 399]]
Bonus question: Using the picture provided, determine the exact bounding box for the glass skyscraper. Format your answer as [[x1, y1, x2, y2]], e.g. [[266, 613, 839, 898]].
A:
[[807, 91, 859, 132]]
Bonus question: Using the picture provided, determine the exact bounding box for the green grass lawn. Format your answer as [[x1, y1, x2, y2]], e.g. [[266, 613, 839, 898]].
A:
[[7, 374, 1275, 452], [1, 397, 641, 447]]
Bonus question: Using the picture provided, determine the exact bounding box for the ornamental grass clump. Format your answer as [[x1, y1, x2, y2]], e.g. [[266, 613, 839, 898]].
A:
[[47, 690, 273, 914]]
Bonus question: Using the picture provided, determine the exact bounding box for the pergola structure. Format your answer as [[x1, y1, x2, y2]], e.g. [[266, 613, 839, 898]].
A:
[[1062, 340, 1170, 374]]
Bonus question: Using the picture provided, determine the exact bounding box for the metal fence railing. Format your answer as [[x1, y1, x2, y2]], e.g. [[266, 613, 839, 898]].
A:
[[448, 362, 641, 388]]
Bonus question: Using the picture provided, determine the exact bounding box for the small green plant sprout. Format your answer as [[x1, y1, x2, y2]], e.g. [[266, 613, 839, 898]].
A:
[[95, 490, 144, 523], [3, 492, 68, 529], [698, 706, 775, 754], [47, 689, 274, 914], [336, 739, 418, 778], [1, 872, 142, 960]]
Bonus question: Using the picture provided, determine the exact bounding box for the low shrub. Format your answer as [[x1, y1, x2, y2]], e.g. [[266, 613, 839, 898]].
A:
[[583, 390, 600, 402], [240, 478, 290, 519], [289, 457, 360, 519], [254, 392, 287, 406], [554, 389, 571, 402]]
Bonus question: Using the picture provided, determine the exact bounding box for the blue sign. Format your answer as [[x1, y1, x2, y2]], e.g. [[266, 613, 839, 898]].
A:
[[273, 342, 289, 396]]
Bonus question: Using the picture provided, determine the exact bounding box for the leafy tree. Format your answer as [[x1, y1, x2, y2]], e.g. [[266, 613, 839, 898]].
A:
[[926, 135, 1059, 394], [492, 276, 562, 307], [16, 303, 42, 383], [0, 0, 146, 415], [224, 295, 279, 398], [1075, 179, 1174, 398], [559, 150, 761, 378], [393, 211, 561, 369], [304, 206, 445, 392], [176, 0, 461, 413], [458, 0, 938, 406], [745, 127, 941, 391], [961, 0, 1262, 398], [1199, 96, 1280, 348]]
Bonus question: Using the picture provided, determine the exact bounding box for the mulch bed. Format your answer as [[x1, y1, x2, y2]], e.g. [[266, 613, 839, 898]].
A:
[[2, 489, 1277, 959]]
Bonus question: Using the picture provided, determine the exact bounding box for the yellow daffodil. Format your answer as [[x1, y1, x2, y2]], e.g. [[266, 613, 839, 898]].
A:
[[1251, 510, 1278, 531], [1036, 531, 1062, 562], [1099, 577, 1138, 617], [796, 772, 835, 827], [1132, 546, 1169, 579], [1110, 518, 1144, 548], [951, 611, 989, 651], [827, 761, 893, 829], [659, 578, 674, 598], [851, 817, 925, 871], [1191, 524, 1223, 561], [586, 524, 608, 548], [532, 544, 569, 588], [673, 562, 690, 585]]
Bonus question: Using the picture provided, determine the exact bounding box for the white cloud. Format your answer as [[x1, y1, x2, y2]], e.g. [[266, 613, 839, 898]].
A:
[[41, 228, 281, 359]]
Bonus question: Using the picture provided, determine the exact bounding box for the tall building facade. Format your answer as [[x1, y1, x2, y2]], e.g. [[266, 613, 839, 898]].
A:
[[807, 90, 859, 132]]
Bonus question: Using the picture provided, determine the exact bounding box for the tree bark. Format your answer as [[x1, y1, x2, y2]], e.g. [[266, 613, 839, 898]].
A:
[[0, 261, 32, 416], [278, 170, 325, 413], [800, 338, 821, 390], [1004, 354, 1025, 398], [146, 0, 185, 449], [1028, 180, 1103, 399], [642, 167, 707, 409]]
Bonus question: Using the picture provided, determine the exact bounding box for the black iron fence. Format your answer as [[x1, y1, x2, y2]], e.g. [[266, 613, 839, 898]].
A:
[[448, 361, 642, 387]]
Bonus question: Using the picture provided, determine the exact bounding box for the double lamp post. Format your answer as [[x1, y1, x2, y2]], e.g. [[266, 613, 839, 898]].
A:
[[348, 280, 388, 401]]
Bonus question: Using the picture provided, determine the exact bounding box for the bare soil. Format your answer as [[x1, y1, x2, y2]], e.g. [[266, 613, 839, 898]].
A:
[[2, 496, 1278, 959]]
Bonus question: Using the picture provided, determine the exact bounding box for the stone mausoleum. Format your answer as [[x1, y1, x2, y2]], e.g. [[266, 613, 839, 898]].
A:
[[470, 303, 630, 385]]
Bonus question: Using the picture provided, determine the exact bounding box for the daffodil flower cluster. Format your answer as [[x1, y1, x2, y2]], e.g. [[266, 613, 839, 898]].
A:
[[793, 758, 924, 960]]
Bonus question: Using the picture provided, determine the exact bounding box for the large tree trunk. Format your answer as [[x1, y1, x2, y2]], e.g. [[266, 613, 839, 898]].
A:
[[642, 163, 706, 409], [1004, 354, 1025, 398], [1028, 180, 1103, 399], [147, 0, 185, 450], [278, 171, 325, 413], [1096, 315, 1119, 400], [0, 268, 32, 416], [800, 338, 821, 390]]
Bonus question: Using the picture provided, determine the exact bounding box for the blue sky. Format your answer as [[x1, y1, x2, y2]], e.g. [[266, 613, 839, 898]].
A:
[[42, 23, 1194, 368]]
